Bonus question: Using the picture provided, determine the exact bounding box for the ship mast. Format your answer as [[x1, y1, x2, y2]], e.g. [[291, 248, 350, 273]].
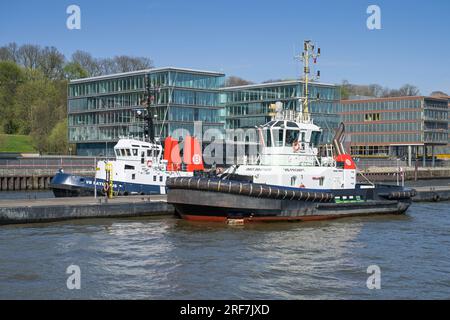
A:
[[295, 40, 321, 122], [135, 74, 158, 143]]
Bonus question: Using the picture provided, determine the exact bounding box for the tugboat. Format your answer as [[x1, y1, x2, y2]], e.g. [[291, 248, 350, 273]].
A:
[[167, 40, 416, 223], [50, 73, 203, 197], [49, 136, 199, 197]]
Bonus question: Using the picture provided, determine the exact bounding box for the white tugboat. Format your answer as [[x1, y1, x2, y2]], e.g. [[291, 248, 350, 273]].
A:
[[50, 74, 199, 197], [50, 137, 195, 197], [167, 40, 416, 223]]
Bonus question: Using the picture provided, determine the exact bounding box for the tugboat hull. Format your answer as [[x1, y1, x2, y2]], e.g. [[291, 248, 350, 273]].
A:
[[169, 189, 410, 222], [167, 177, 415, 223], [49, 172, 162, 197]]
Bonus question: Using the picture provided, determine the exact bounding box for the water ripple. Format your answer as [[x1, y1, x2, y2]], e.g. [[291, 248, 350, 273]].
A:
[[0, 204, 449, 299]]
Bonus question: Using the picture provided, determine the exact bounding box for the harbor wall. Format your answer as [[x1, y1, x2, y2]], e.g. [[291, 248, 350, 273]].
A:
[[0, 198, 174, 225], [357, 168, 450, 183], [0, 155, 99, 191], [0, 175, 53, 191]]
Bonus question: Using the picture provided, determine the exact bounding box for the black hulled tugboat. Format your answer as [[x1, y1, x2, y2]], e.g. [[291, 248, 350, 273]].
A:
[[167, 40, 416, 224]]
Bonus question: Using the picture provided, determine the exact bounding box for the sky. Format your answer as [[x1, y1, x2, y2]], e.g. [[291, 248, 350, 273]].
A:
[[0, 0, 449, 94]]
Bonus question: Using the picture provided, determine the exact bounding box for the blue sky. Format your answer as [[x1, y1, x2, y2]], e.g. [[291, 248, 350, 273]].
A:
[[1, 0, 449, 94]]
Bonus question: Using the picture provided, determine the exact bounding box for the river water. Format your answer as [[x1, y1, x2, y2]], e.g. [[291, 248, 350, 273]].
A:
[[0, 202, 449, 299]]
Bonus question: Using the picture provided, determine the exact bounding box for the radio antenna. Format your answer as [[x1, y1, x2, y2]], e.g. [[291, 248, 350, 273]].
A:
[[294, 40, 321, 120]]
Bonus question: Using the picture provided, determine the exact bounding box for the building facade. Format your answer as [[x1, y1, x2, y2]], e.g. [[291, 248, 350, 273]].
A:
[[340, 96, 449, 165], [68, 68, 342, 156], [222, 80, 341, 144], [68, 68, 225, 156]]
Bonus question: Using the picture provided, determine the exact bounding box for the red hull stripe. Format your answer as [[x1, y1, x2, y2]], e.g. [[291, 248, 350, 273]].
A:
[[181, 214, 343, 223]]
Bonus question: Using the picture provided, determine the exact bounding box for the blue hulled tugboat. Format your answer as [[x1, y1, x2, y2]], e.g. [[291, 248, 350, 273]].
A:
[[50, 71, 202, 197], [49, 137, 195, 197]]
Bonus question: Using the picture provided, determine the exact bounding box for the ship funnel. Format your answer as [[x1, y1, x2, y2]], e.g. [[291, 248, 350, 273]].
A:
[[332, 122, 346, 156]]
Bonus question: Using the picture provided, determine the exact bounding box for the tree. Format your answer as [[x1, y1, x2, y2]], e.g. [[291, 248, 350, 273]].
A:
[[225, 76, 253, 87], [46, 119, 68, 154], [38, 46, 65, 80], [0, 61, 24, 133], [430, 91, 448, 98], [340, 80, 351, 100], [71, 51, 153, 76], [396, 84, 420, 97], [262, 79, 285, 84], [63, 62, 88, 80], [71, 50, 101, 76], [340, 80, 421, 99], [0, 42, 19, 63], [17, 44, 42, 69], [98, 57, 116, 75], [113, 55, 153, 73]]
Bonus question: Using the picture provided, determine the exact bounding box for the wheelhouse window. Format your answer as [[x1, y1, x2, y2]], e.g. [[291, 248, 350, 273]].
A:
[[125, 149, 131, 156], [310, 131, 321, 146], [262, 129, 272, 147], [285, 130, 299, 146], [132, 149, 138, 156], [270, 129, 284, 147], [300, 132, 306, 142]]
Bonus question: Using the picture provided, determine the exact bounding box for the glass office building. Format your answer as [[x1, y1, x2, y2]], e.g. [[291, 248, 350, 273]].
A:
[[68, 68, 225, 156], [222, 81, 341, 144], [340, 96, 449, 162]]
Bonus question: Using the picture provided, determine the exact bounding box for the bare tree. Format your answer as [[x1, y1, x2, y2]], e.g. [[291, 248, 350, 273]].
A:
[[397, 84, 420, 97], [98, 58, 116, 75], [71, 51, 153, 76], [262, 79, 285, 84], [71, 50, 101, 76], [342, 80, 421, 99], [383, 84, 420, 97], [225, 76, 254, 87], [113, 55, 153, 73], [430, 91, 448, 98], [38, 46, 65, 79], [17, 44, 42, 69], [0, 42, 20, 63]]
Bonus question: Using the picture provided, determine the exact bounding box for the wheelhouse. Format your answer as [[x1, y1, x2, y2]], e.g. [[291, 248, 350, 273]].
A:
[[258, 120, 322, 150], [113, 139, 162, 164]]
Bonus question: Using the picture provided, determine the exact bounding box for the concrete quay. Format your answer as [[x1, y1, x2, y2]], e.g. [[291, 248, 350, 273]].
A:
[[0, 195, 174, 225], [412, 186, 450, 202]]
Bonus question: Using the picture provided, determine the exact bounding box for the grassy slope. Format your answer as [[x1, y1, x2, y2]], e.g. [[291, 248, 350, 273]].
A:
[[0, 134, 36, 153]]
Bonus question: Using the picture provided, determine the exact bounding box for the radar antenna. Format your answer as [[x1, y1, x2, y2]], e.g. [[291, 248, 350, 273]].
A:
[[294, 40, 321, 122]]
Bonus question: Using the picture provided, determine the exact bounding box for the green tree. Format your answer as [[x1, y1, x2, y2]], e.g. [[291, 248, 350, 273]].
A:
[[63, 62, 88, 80], [47, 119, 68, 154], [13, 68, 67, 151], [0, 61, 24, 133]]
